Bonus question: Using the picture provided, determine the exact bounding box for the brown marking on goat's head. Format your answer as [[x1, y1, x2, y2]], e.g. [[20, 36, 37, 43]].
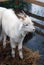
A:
[[22, 11, 27, 17], [16, 14, 25, 20], [16, 12, 27, 21]]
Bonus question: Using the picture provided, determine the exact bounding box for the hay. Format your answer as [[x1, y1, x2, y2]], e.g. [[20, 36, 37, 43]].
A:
[[0, 41, 40, 65]]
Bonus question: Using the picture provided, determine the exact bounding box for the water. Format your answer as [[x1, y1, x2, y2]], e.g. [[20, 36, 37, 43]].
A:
[[24, 1, 44, 65]]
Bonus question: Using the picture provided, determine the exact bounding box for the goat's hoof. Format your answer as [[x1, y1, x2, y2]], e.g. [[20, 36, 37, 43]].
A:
[[20, 55, 23, 59], [12, 54, 15, 58], [3, 42, 6, 48], [3, 45, 6, 48]]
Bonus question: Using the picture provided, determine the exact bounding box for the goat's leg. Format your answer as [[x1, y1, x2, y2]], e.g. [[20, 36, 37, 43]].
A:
[[0, 31, 3, 41], [3, 33, 6, 48], [18, 39, 23, 59], [10, 38, 16, 58]]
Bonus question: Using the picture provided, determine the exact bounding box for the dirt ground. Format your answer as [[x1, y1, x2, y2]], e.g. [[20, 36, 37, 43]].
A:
[[0, 41, 40, 65]]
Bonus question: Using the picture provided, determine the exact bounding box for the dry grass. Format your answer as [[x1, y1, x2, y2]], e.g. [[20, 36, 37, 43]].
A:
[[0, 41, 40, 65]]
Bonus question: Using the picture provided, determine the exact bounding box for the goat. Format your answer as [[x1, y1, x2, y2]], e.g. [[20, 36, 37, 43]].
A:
[[0, 7, 35, 59]]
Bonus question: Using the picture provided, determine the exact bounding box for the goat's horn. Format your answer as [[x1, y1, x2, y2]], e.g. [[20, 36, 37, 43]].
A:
[[22, 10, 26, 17]]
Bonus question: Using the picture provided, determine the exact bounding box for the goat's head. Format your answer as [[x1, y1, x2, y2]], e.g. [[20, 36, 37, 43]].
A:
[[23, 15, 35, 32], [18, 12, 35, 33]]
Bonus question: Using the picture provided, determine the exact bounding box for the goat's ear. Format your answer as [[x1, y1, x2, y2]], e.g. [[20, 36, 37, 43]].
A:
[[20, 18, 23, 21], [17, 14, 25, 20]]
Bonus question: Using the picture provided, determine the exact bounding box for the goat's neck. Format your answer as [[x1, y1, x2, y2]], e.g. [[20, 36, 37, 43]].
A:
[[20, 30, 27, 37]]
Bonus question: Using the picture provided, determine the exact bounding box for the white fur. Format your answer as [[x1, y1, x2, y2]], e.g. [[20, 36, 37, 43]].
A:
[[0, 7, 35, 59], [0, 7, 7, 25], [0, 7, 7, 41]]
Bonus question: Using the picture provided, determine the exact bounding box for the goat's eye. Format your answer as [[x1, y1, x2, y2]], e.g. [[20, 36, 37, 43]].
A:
[[26, 24, 28, 26]]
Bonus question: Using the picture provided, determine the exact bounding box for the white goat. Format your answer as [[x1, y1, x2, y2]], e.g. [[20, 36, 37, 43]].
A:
[[0, 7, 35, 59], [0, 7, 7, 40]]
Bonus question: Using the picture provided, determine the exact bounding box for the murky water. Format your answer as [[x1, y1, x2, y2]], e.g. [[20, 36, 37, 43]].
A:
[[24, 1, 44, 65]]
